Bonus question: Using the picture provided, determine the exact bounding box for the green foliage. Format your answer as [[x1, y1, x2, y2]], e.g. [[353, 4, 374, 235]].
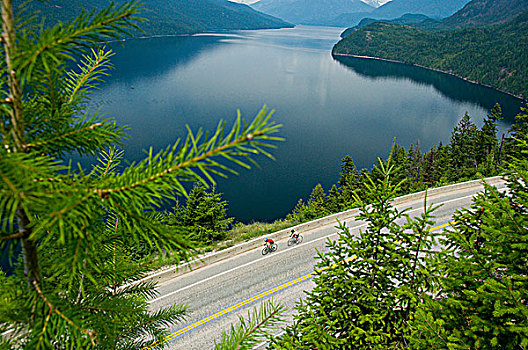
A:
[[214, 299, 286, 350], [333, 11, 528, 98], [0, 0, 282, 347], [287, 183, 328, 222], [271, 158, 440, 349], [338, 155, 363, 207], [174, 183, 234, 245], [409, 138, 528, 349], [291, 104, 510, 224], [505, 104, 528, 160], [1, 149, 190, 349], [18, 0, 292, 37], [450, 112, 479, 173]]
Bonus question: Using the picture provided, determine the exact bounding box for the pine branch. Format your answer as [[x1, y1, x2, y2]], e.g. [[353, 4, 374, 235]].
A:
[[32, 280, 96, 345], [65, 47, 114, 105], [214, 299, 286, 350]]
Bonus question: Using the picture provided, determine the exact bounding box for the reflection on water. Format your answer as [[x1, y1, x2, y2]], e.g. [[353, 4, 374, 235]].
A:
[[333, 55, 524, 122], [79, 26, 523, 222]]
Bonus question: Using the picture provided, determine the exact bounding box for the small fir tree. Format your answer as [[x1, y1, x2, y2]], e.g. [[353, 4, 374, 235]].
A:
[[271, 157, 439, 349], [181, 184, 234, 245], [0, 0, 282, 347], [411, 137, 528, 349]]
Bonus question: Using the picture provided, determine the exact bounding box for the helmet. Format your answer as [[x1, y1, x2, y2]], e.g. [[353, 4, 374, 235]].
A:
[[291, 229, 295, 233]]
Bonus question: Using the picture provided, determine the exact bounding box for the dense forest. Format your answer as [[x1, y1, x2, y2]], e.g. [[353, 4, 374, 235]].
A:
[[15, 0, 292, 36], [2, 0, 528, 348], [215, 103, 528, 349], [286, 103, 523, 223], [333, 11, 528, 98], [0, 1, 283, 348]]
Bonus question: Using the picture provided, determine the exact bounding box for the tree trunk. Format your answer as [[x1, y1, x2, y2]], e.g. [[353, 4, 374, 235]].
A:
[[2, 0, 41, 286]]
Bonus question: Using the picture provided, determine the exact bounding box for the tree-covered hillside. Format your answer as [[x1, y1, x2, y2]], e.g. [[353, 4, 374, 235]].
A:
[[16, 0, 292, 36], [367, 0, 470, 20], [341, 13, 431, 37], [436, 0, 528, 30], [333, 11, 528, 98]]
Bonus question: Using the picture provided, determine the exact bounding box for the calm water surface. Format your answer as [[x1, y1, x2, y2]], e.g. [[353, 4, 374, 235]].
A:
[[85, 26, 524, 222]]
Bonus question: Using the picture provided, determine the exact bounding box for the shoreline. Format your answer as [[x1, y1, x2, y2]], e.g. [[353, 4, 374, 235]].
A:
[[103, 25, 296, 44], [332, 52, 527, 102]]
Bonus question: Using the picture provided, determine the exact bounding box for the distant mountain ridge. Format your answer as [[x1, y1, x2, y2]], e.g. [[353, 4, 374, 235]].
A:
[[18, 0, 292, 36], [251, 0, 374, 25], [333, 0, 528, 98], [370, 0, 470, 19], [341, 0, 528, 34], [252, 0, 471, 27], [341, 13, 430, 36], [436, 0, 528, 29], [360, 0, 392, 7]]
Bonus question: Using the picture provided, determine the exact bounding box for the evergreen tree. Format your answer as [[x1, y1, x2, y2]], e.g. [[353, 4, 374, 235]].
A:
[[338, 155, 361, 208], [408, 141, 422, 183], [389, 143, 410, 192], [0, 0, 282, 347], [286, 198, 306, 222], [270, 158, 439, 349], [411, 137, 528, 349], [476, 103, 501, 175], [434, 141, 452, 183], [326, 184, 342, 213], [449, 112, 479, 178], [287, 184, 328, 222], [181, 184, 234, 245], [505, 103, 528, 161]]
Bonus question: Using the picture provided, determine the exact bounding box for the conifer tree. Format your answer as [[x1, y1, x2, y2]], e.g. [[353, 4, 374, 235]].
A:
[[449, 112, 479, 178], [475, 103, 501, 175], [505, 103, 528, 160], [389, 143, 410, 192], [181, 184, 234, 245], [338, 155, 361, 207], [0, 0, 282, 347], [326, 184, 342, 213], [270, 157, 439, 349], [411, 136, 528, 349]]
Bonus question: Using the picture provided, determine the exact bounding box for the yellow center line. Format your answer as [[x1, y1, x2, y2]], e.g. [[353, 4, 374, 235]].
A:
[[142, 221, 453, 349]]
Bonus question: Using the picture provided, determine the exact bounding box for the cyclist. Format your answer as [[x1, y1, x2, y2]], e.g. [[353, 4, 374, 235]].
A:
[[290, 229, 299, 242], [264, 238, 274, 251]]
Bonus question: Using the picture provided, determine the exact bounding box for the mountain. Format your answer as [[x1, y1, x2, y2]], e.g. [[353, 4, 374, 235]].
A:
[[360, 0, 392, 7], [331, 0, 469, 27], [341, 13, 430, 36], [333, 11, 528, 98], [436, 0, 528, 29], [251, 0, 374, 25], [368, 0, 471, 19], [18, 0, 292, 36]]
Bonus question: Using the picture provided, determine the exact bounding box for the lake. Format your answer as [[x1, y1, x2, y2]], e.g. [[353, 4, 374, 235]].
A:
[[84, 25, 524, 223]]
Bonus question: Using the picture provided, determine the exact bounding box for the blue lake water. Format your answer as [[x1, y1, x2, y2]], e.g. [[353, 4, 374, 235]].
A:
[[82, 25, 524, 223]]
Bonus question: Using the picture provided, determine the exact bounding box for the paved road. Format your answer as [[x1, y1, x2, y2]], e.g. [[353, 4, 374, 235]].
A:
[[147, 178, 506, 350]]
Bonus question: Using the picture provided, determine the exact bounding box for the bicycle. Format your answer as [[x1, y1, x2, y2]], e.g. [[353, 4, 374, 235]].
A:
[[287, 234, 304, 246], [262, 243, 277, 255]]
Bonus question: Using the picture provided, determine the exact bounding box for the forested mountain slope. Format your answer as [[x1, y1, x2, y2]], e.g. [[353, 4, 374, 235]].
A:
[[333, 11, 528, 98], [436, 0, 528, 29], [341, 13, 430, 36], [251, 0, 374, 25], [331, 0, 469, 28], [367, 0, 470, 20], [17, 0, 292, 36]]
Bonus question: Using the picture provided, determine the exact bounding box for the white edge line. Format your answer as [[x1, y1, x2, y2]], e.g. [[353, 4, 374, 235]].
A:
[[149, 191, 486, 304]]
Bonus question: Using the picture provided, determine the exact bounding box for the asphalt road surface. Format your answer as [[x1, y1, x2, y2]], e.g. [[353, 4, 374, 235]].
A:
[[146, 178, 507, 350]]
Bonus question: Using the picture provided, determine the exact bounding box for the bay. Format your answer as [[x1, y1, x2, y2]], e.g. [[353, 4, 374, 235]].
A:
[[84, 25, 524, 223]]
